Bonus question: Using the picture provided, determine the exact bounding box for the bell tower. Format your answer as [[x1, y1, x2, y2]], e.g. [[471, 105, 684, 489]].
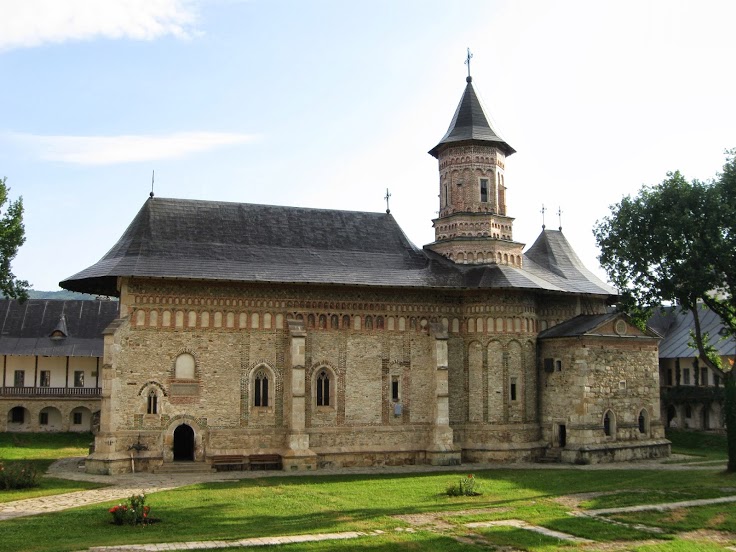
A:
[[426, 74, 525, 267]]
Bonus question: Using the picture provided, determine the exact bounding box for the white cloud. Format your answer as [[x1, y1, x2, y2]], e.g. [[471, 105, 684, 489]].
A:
[[0, 0, 198, 51], [6, 131, 258, 165]]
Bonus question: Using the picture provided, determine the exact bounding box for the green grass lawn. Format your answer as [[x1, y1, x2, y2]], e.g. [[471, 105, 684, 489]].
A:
[[0, 432, 106, 501], [665, 429, 729, 461], [1, 468, 735, 552]]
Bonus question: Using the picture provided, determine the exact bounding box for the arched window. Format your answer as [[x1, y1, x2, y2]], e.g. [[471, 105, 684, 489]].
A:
[[638, 409, 648, 434], [331, 315, 339, 329], [603, 410, 616, 437], [307, 314, 315, 328], [365, 315, 373, 330], [376, 316, 384, 329], [254, 369, 269, 407], [319, 314, 327, 329], [342, 315, 350, 329], [147, 390, 158, 415], [316, 370, 330, 407]]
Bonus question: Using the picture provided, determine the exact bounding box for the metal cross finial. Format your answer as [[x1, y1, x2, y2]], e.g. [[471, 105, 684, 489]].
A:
[[385, 188, 391, 214], [557, 206, 563, 231], [465, 48, 473, 78], [541, 204, 547, 230], [150, 170, 155, 198]]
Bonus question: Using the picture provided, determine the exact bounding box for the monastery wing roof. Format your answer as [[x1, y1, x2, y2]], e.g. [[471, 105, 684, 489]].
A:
[[60, 198, 464, 295], [60, 199, 620, 298], [523, 229, 617, 295], [538, 313, 659, 339], [648, 306, 736, 359], [0, 299, 119, 357]]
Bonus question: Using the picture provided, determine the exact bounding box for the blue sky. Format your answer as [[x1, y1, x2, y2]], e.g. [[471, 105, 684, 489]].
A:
[[1, 0, 735, 291]]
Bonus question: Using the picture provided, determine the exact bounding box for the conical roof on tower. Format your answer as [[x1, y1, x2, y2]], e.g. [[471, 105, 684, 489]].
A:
[[429, 76, 515, 158]]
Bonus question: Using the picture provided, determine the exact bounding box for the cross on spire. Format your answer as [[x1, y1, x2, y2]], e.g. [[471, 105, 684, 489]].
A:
[[384, 188, 391, 214], [541, 204, 547, 230], [464, 48, 473, 79], [557, 206, 563, 231]]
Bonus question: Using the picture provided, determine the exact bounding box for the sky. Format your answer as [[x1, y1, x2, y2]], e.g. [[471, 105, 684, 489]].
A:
[[1, 0, 735, 291]]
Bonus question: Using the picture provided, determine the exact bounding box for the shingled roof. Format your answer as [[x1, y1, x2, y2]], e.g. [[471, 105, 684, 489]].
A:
[[429, 77, 515, 158], [649, 306, 736, 359], [60, 197, 617, 298], [0, 299, 119, 357]]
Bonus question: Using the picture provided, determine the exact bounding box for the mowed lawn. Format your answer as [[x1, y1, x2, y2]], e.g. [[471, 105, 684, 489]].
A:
[[0, 430, 734, 551], [0, 432, 106, 502], [1, 467, 735, 552]]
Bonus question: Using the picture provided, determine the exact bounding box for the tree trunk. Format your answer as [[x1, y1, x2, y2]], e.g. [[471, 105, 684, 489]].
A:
[[726, 372, 736, 472]]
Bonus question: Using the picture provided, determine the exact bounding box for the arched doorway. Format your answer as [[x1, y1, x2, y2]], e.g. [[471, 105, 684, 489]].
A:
[[173, 424, 195, 461]]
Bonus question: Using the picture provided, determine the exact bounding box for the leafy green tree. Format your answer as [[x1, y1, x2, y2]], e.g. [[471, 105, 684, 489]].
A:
[[0, 177, 29, 300], [594, 150, 736, 472]]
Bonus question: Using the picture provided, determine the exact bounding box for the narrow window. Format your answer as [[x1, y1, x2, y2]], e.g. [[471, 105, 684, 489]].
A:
[[701, 368, 708, 386], [316, 370, 330, 407], [40, 370, 51, 387], [254, 370, 269, 407], [14, 370, 24, 387], [480, 178, 489, 202], [604, 411, 612, 436], [638, 410, 647, 433], [74, 371, 84, 387], [391, 376, 400, 402], [444, 182, 449, 206], [39, 412, 49, 425], [666, 369, 673, 386], [73, 412, 83, 425], [510, 377, 517, 401], [147, 390, 158, 414], [683, 368, 691, 385], [555, 360, 562, 372], [11, 407, 24, 423]]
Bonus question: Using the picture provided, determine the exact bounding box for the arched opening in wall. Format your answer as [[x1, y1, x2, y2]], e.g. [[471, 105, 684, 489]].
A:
[[70, 406, 92, 432], [638, 409, 649, 435], [39, 406, 63, 431], [173, 424, 195, 461], [253, 367, 271, 407], [666, 404, 677, 427], [7, 406, 30, 431], [316, 369, 331, 407], [603, 410, 616, 439]]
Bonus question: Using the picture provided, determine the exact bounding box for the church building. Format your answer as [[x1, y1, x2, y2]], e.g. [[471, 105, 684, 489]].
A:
[[61, 75, 670, 474]]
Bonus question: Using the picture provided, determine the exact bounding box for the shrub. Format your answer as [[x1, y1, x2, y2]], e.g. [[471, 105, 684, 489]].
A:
[[446, 474, 482, 496], [109, 493, 153, 525], [0, 461, 39, 490]]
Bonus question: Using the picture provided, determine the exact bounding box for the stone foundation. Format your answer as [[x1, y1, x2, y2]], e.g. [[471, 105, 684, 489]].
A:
[[560, 439, 671, 464]]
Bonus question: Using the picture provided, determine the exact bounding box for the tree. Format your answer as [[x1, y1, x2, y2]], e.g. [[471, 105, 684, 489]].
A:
[[0, 177, 29, 300], [594, 150, 736, 472]]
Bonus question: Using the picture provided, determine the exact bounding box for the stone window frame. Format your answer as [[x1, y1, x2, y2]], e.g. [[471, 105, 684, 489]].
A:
[[313, 365, 336, 411], [147, 389, 158, 415], [39, 411, 49, 425], [251, 364, 275, 411], [603, 409, 617, 440], [479, 176, 489, 203], [72, 412, 83, 425]]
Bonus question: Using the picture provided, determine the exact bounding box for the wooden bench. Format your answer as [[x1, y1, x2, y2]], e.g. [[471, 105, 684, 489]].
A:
[[248, 454, 282, 471], [211, 455, 247, 471]]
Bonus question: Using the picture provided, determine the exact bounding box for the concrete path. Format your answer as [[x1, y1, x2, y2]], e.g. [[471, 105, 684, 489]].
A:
[[86, 531, 383, 552], [465, 519, 593, 544], [585, 495, 736, 516]]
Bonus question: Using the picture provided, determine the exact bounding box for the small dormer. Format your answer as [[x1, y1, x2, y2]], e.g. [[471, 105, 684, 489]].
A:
[[49, 314, 68, 340]]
